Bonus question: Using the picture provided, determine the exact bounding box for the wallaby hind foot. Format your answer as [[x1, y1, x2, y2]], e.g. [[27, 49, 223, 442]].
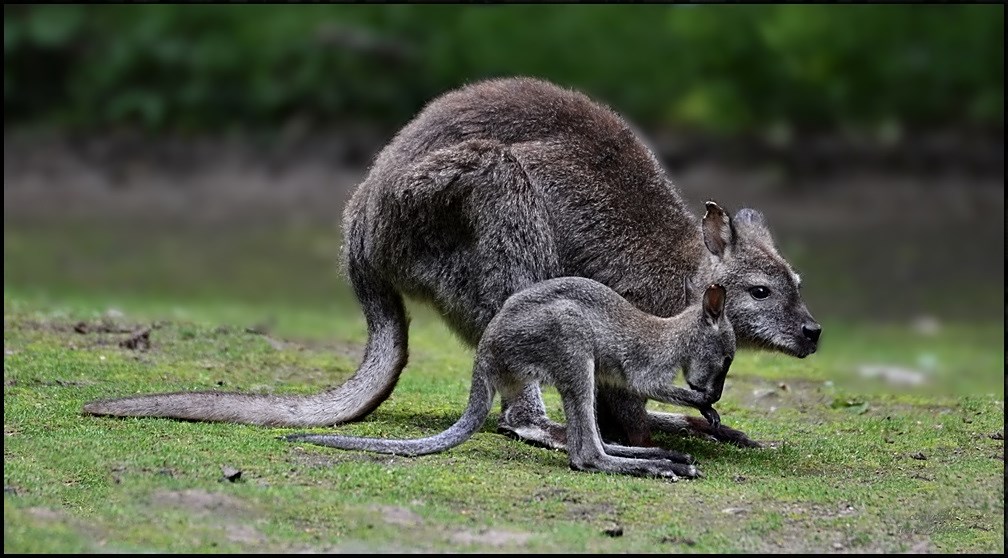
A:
[[569, 453, 700, 480]]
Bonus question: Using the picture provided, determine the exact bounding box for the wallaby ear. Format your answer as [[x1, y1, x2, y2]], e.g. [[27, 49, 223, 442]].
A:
[[702, 283, 726, 325], [733, 208, 773, 245], [703, 201, 735, 258]]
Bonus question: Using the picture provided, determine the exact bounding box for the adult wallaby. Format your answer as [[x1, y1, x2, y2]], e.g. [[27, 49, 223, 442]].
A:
[[83, 77, 819, 449], [287, 279, 735, 480]]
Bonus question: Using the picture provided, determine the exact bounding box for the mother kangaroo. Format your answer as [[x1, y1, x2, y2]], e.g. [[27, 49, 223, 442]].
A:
[[84, 77, 820, 449]]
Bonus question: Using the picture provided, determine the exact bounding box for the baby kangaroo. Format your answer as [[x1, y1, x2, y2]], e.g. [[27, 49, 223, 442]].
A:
[[287, 277, 735, 480]]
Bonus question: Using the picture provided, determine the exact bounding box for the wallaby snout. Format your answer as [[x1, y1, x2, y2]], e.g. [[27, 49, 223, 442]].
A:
[[794, 308, 821, 356], [802, 321, 822, 344]]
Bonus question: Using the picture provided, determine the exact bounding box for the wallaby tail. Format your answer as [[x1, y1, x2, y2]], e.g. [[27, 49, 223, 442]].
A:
[[285, 358, 496, 457], [83, 208, 409, 428]]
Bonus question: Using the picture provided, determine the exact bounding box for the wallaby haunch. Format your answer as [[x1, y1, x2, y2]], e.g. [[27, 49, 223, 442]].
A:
[[83, 77, 820, 450], [288, 279, 735, 479]]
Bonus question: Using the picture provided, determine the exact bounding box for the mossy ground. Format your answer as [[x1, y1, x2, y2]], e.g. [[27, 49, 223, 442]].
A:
[[3, 220, 1003, 553]]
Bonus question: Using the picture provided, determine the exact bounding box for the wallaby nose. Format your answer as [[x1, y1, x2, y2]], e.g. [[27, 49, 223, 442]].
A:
[[802, 323, 822, 343]]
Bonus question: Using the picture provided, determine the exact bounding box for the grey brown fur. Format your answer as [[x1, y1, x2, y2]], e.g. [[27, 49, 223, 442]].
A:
[[287, 278, 735, 480], [83, 77, 820, 450]]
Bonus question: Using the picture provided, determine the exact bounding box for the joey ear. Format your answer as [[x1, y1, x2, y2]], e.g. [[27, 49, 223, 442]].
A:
[[733, 208, 773, 245], [702, 283, 726, 325], [703, 201, 735, 258]]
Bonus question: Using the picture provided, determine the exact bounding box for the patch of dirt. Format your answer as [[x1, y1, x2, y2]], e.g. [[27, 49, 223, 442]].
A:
[[73, 320, 135, 335], [146, 488, 271, 549], [661, 535, 697, 546], [370, 504, 423, 527], [448, 527, 534, 547], [526, 487, 618, 524], [233, 325, 364, 370], [118, 327, 152, 351], [6, 317, 127, 334], [109, 464, 179, 484], [24, 378, 96, 388], [7, 316, 158, 352], [26, 506, 68, 521], [528, 487, 577, 503], [150, 489, 251, 516], [566, 502, 617, 523], [20, 506, 112, 551], [221, 523, 267, 546], [286, 446, 394, 469], [731, 376, 833, 413]]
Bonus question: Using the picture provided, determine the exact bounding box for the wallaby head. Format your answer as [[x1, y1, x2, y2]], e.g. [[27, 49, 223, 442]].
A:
[[684, 284, 735, 406], [700, 201, 821, 358]]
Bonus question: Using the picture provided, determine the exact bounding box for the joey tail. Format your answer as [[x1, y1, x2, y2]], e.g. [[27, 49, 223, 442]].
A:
[[285, 359, 496, 457]]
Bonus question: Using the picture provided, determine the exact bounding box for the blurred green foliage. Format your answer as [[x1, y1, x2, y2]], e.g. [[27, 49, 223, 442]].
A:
[[4, 4, 1003, 135]]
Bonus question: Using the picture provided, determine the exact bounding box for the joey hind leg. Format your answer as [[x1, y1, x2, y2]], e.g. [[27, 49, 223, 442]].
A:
[[559, 362, 700, 480], [596, 387, 695, 464]]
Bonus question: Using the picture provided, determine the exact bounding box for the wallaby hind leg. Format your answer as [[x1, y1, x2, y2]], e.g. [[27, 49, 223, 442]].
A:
[[648, 410, 763, 448], [601, 443, 695, 465]]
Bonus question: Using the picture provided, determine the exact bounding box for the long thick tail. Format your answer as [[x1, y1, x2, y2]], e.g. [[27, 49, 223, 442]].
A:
[[82, 205, 409, 427], [285, 359, 495, 457]]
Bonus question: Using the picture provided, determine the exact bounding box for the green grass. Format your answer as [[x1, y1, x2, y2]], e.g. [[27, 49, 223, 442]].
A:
[[3, 221, 1004, 553]]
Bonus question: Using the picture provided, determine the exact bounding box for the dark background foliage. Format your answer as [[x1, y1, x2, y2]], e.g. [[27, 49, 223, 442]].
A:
[[5, 4, 1003, 136]]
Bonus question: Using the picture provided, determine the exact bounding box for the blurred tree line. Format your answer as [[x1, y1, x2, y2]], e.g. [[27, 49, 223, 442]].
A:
[[4, 4, 1003, 137]]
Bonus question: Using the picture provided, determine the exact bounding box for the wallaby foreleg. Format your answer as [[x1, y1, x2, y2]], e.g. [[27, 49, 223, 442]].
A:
[[648, 410, 763, 448], [641, 384, 762, 448]]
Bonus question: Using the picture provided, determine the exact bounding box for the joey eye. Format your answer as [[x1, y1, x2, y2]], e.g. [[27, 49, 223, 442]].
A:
[[748, 286, 771, 300]]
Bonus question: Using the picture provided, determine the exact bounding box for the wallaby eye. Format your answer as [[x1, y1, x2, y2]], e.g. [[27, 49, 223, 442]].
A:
[[748, 286, 771, 300]]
